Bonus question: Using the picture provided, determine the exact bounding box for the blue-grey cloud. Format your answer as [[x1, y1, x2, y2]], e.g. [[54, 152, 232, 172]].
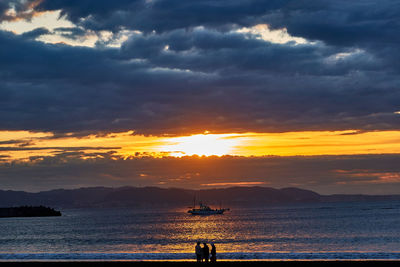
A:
[[35, 0, 285, 33], [0, 0, 39, 22], [0, 0, 399, 135], [21, 27, 51, 39]]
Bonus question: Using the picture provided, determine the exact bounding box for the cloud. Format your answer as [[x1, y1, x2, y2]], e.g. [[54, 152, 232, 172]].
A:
[[20, 26, 50, 39], [0, 139, 32, 145], [32, 0, 400, 53], [0, 146, 119, 151], [34, 0, 284, 33], [267, 0, 400, 48], [0, 0, 39, 22], [0, 0, 399, 136], [1, 153, 400, 194]]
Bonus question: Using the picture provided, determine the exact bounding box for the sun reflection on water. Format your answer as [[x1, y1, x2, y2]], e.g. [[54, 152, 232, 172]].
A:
[[2, 203, 398, 258], [115, 208, 274, 254]]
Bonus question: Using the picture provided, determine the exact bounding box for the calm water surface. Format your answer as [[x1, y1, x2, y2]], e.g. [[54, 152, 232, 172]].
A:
[[1, 201, 399, 260]]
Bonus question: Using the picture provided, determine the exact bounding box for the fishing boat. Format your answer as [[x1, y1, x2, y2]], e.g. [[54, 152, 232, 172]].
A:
[[187, 198, 230, 215]]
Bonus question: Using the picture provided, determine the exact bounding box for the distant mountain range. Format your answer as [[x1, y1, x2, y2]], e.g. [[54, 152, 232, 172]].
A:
[[0, 186, 399, 208]]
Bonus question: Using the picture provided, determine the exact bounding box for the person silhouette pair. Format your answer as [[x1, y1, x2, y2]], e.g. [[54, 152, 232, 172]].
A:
[[195, 242, 216, 262]]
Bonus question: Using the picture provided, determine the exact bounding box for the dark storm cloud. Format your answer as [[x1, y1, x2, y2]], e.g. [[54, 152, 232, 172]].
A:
[[0, 0, 40, 22], [264, 0, 400, 75], [33, 0, 400, 52], [266, 0, 400, 47], [21, 27, 50, 39], [35, 0, 285, 33], [0, 2, 11, 21], [1, 153, 400, 194], [120, 28, 380, 75], [0, 0, 400, 135]]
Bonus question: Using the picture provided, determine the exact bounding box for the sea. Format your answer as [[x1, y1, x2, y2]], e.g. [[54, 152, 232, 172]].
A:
[[1, 200, 400, 261]]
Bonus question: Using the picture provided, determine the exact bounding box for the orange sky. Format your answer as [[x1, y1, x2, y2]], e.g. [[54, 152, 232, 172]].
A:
[[1, 130, 400, 162]]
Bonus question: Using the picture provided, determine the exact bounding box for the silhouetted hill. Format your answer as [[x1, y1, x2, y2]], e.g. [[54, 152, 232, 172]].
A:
[[0, 186, 399, 208], [193, 187, 321, 205], [102, 187, 193, 206], [320, 194, 400, 202]]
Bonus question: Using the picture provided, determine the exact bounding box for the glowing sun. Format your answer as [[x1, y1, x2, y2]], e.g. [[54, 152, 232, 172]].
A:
[[160, 133, 239, 156]]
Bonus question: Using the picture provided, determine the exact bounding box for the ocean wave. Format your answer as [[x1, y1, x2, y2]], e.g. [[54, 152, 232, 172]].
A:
[[1, 252, 400, 261]]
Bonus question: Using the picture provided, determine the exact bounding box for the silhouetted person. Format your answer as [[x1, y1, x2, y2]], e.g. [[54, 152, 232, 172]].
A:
[[195, 242, 202, 262], [210, 243, 216, 263], [203, 243, 210, 262]]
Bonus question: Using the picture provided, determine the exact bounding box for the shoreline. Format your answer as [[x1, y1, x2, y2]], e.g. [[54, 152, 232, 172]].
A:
[[1, 259, 400, 262], [1, 251, 399, 261], [1, 260, 400, 266]]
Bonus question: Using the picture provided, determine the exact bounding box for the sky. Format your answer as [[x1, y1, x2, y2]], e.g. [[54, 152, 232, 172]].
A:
[[0, 0, 400, 194]]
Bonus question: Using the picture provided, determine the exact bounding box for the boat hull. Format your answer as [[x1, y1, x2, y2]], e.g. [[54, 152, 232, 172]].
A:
[[188, 209, 227, 215]]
